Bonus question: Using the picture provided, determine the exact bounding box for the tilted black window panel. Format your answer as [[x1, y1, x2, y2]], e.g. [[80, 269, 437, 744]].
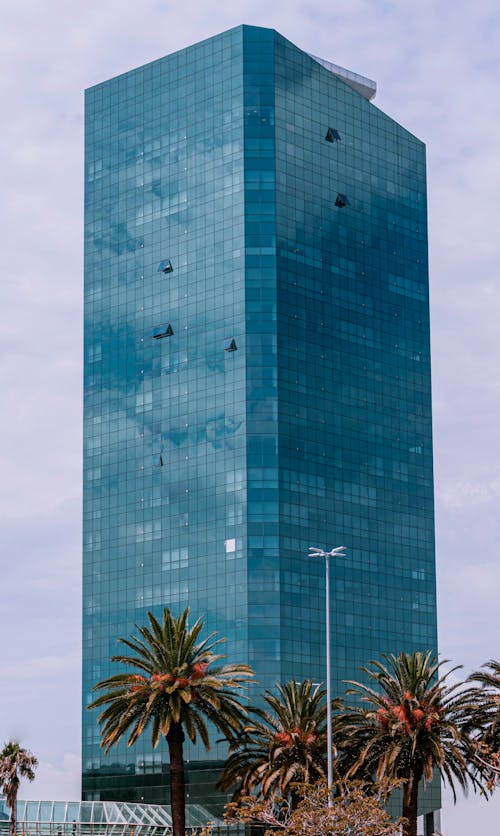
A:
[[152, 324, 174, 340], [158, 259, 173, 274], [325, 128, 341, 142]]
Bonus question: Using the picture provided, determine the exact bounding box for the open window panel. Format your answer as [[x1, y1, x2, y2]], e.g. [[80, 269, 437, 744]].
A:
[[157, 259, 173, 274], [153, 324, 174, 340], [325, 127, 341, 142]]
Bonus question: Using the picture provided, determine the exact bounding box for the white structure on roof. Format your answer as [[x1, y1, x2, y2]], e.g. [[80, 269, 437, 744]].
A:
[[308, 54, 377, 100]]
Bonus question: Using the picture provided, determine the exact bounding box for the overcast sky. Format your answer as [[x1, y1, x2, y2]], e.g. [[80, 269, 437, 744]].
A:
[[0, 1, 498, 833]]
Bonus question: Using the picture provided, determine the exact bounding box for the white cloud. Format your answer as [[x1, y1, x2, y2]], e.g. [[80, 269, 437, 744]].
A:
[[438, 475, 500, 508], [442, 789, 500, 836], [2, 652, 80, 681], [20, 754, 81, 802]]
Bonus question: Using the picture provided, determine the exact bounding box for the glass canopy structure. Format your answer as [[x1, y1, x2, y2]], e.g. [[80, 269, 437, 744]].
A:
[[0, 800, 240, 836]]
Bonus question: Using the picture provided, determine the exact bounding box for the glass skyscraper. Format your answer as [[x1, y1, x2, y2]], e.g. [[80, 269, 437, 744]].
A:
[[83, 25, 438, 815]]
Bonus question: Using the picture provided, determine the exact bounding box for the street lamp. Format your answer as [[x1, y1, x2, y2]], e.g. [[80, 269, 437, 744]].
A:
[[308, 545, 346, 800]]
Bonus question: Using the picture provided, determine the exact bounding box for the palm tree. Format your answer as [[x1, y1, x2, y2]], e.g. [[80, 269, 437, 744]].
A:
[[342, 651, 481, 836], [468, 659, 500, 783], [89, 607, 253, 836], [0, 741, 38, 836], [218, 678, 344, 807]]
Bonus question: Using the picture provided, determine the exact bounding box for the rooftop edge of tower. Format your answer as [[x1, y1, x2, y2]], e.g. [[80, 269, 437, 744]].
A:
[[85, 25, 377, 103], [241, 25, 377, 101]]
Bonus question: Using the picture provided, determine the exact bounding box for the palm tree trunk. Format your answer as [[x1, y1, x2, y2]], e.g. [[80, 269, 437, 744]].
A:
[[9, 798, 16, 836], [402, 770, 421, 836], [166, 723, 186, 836]]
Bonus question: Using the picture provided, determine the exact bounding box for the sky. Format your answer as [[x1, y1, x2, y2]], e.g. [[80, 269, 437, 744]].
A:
[[0, 0, 498, 833]]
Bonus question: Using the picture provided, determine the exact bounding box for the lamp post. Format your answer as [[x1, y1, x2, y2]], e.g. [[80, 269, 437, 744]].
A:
[[308, 545, 346, 801]]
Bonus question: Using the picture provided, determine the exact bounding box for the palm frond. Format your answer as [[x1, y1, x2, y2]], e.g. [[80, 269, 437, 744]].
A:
[[217, 678, 338, 803], [89, 607, 254, 756]]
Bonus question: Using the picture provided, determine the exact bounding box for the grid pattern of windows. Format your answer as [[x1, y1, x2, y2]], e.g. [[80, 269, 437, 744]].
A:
[[273, 31, 435, 687], [83, 25, 438, 815], [83, 27, 248, 808]]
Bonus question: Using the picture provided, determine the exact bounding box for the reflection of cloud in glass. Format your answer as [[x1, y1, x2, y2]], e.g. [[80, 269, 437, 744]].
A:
[[91, 221, 143, 255], [203, 415, 242, 449]]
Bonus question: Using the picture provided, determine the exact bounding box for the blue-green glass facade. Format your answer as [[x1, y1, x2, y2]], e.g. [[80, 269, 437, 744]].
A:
[[83, 26, 438, 813]]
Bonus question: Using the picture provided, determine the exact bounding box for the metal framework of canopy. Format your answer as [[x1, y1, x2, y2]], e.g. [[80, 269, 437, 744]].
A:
[[0, 800, 242, 836]]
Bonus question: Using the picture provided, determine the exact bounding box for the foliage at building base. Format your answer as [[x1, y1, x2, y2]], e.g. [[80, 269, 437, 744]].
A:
[[225, 779, 403, 836]]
